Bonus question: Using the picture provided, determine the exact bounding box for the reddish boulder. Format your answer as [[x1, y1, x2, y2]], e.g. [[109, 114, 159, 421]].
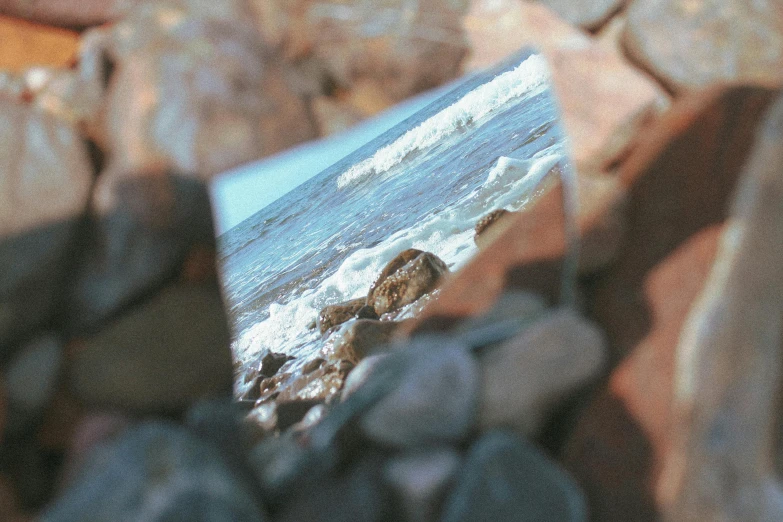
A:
[[624, 0, 783, 93]]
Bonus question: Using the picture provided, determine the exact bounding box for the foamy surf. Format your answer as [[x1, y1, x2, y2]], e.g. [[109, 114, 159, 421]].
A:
[[233, 150, 565, 366], [335, 54, 552, 189]]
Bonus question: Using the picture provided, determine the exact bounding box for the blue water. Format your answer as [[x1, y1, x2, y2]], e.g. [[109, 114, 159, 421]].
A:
[[217, 49, 566, 372]]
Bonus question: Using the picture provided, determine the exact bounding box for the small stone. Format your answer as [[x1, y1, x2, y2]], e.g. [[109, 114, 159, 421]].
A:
[[368, 251, 449, 316], [317, 297, 367, 334], [361, 338, 478, 447], [330, 319, 400, 364], [440, 431, 587, 522], [340, 354, 390, 403], [477, 309, 606, 436], [259, 351, 294, 378], [383, 448, 461, 522], [67, 281, 233, 413], [3, 334, 62, 436], [474, 209, 514, 248], [302, 357, 326, 374], [40, 422, 267, 521]]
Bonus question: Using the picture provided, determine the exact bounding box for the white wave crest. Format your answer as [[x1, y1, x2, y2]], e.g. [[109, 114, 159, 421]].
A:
[[336, 54, 552, 189]]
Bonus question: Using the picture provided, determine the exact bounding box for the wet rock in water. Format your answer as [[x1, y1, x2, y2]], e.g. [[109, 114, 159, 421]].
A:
[[68, 281, 233, 413], [535, 0, 624, 31], [356, 304, 380, 320], [330, 319, 401, 364], [477, 309, 606, 436], [273, 363, 347, 403], [383, 447, 462, 522], [318, 297, 368, 334], [624, 0, 783, 93], [361, 338, 478, 447], [474, 208, 514, 248], [0, 97, 93, 358], [273, 456, 388, 522], [255, 372, 291, 403], [259, 351, 294, 379], [440, 431, 587, 522], [368, 251, 449, 316], [340, 354, 390, 403], [302, 357, 326, 374], [3, 334, 62, 437], [40, 422, 266, 522]]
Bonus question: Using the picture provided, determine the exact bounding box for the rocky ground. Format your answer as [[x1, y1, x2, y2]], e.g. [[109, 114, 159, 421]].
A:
[[1, 0, 783, 521]]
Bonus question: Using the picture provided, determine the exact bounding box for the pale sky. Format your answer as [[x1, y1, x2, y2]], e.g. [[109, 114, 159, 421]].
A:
[[209, 80, 464, 234]]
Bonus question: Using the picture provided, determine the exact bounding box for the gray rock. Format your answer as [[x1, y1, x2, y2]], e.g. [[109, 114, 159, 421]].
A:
[[453, 290, 547, 348], [440, 431, 587, 522], [477, 309, 606, 436], [384, 448, 462, 522], [317, 297, 367, 333], [40, 422, 266, 522], [624, 0, 783, 93], [361, 338, 478, 447], [368, 251, 449, 316], [258, 351, 294, 378], [340, 354, 391, 402], [4, 334, 62, 436], [68, 281, 233, 413]]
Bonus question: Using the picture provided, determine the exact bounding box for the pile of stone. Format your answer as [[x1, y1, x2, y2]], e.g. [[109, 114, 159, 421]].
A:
[[2, 0, 783, 520]]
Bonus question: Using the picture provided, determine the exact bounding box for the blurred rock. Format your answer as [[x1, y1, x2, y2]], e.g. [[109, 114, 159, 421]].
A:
[[562, 86, 779, 520], [330, 319, 400, 363], [0, 97, 92, 357], [0, 0, 127, 28], [0, 15, 79, 71], [477, 309, 606, 436], [440, 431, 587, 522], [3, 334, 62, 437], [302, 357, 326, 374], [340, 354, 390, 402], [311, 96, 366, 137], [464, 2, 665, 174], [624, 0, 783, 93], [534, 0, 624, 31], [67, 175, 216, 332], [67, 281, 233, 413], [659, 93, 783, 521], [383, 448, 461, 522], [474, 208, 514, 249], [274, 456, 388, 522], [318, 297, 367, 334], [361, 339, 477, 447], [79, 0, 269, 178], [40, 422, 266, 521], [452, 290, 547, 344], [368, 251, 449, 316]]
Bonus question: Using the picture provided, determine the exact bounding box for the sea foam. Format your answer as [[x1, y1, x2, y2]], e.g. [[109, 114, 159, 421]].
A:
[[233, 150, 564, 363], [336, 54, 552, 189]]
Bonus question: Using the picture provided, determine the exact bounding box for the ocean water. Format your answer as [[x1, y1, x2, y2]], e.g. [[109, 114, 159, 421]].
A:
[[218, 50, 568, 390]]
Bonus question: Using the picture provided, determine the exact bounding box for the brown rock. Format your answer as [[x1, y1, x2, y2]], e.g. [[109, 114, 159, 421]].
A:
[[317, 297, 368, 334], [474, 208, 514, 248], [368, 251, 449, 316], [478, 309, 606, 436], [463, 2, 665, 173], [79, 0, 269, 178], [0, 15, 79, 71], [533, 0, 624, 31], [0, 0, 127, 28], [659, 93, 783, 521], [624, 0, 783, 93], [561, 86, 780, 520], [67, 281, 233, 413], [259, 351, 294, 379], [0, 98, 93, 356], [330, 319, 400, 364]]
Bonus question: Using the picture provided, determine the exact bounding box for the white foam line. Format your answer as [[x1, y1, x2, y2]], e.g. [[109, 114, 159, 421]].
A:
[[336, 54, 551, 189]]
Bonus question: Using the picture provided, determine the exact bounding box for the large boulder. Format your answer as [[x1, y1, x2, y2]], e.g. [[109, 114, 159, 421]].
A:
[[624, 0, 783, 93], [367, 250, 449, 316]]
